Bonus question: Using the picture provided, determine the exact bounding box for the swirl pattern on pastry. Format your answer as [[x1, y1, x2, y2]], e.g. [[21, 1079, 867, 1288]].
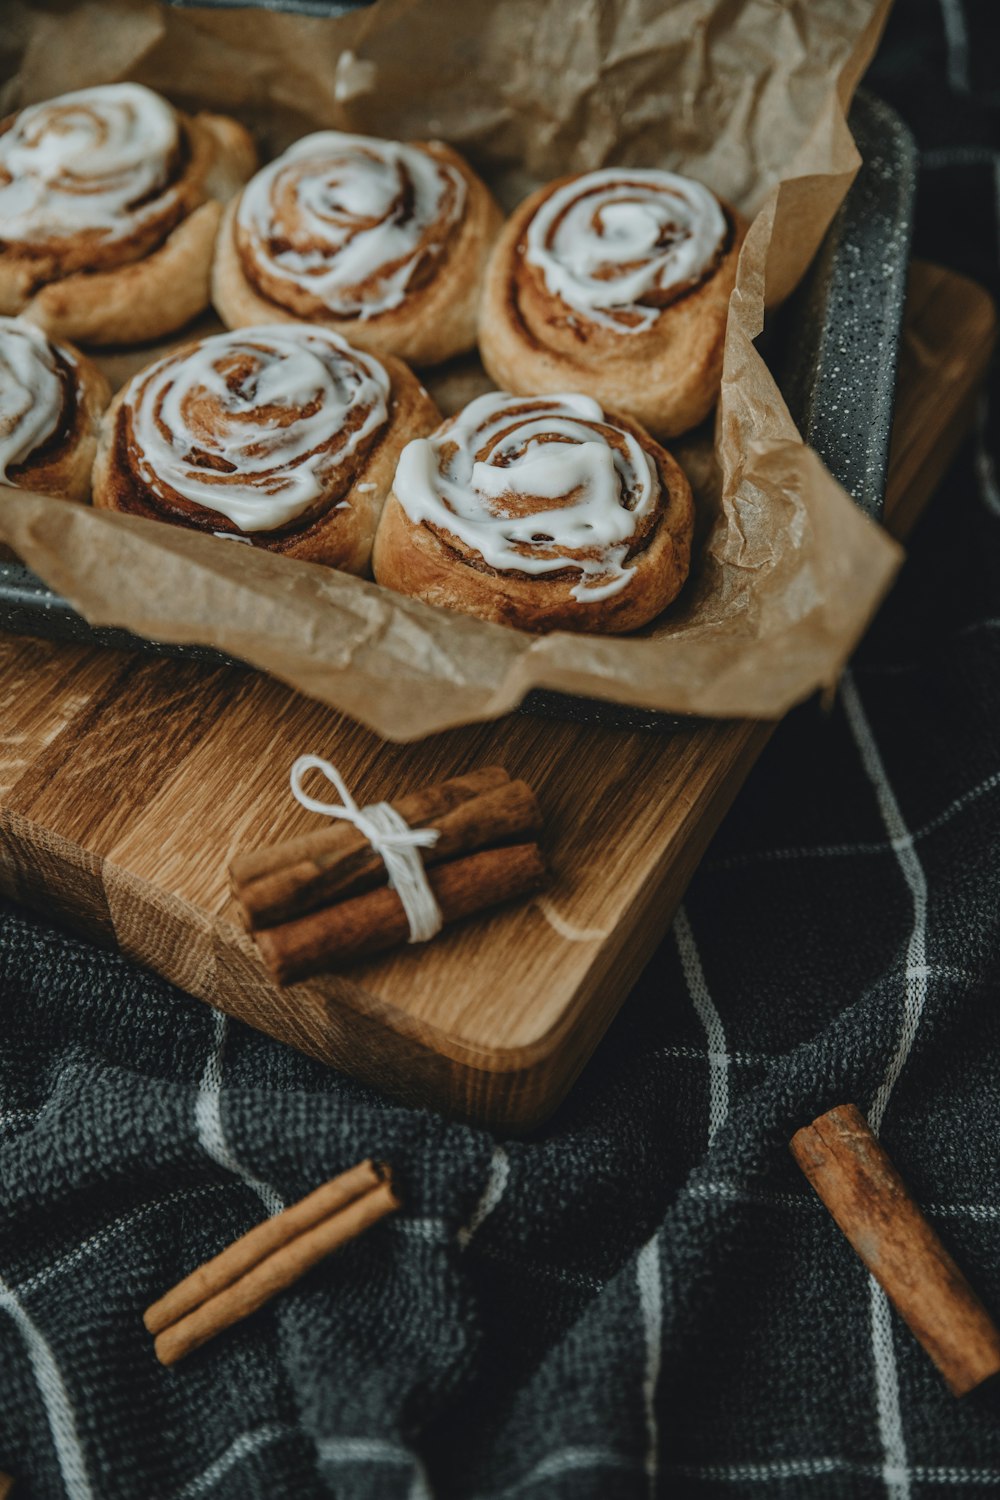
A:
[[0, 84, 183, 256], [523, 169, 728, 332], [234, 132, 466, 322], [0, 84, 256, 345], [374, 392, 694, 632], [116, 325, 391, 532], [478, 167, 743, 441], [0, 318, 68, 479], [0, 315, 109, 501], [395, 392, 659, 600]]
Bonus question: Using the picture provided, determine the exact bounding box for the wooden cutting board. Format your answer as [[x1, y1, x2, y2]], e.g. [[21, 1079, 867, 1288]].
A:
[[0, 262, 994, 1131]]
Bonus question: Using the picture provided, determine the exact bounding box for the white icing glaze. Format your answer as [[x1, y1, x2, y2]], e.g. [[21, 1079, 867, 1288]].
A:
[[236, 131, 466, 318], [126, 325, 390, 531], [0, 83, 180, 243], [524, 168, 727, 332], [393, 392, 659, 601], [0, 318, 66, 479]]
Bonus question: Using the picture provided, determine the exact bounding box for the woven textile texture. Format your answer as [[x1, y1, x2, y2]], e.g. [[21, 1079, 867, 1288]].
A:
[[3, 5, 1000, 1496]]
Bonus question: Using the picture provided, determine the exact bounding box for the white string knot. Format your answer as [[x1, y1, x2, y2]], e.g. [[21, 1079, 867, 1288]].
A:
[[289, 755, 443, 944]]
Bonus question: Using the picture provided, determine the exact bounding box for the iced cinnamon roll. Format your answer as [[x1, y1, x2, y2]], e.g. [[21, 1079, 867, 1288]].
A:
[[0, 317, 110, 501], [92, 325, 440, 573], [0, 83, 256, 345], [372, 391, 694, 633], [479, 168, 745, 440], [213, 131, 503, 366]]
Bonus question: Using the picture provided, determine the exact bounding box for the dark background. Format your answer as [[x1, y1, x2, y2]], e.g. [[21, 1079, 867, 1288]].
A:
[[2, 2, 1000, 1496]]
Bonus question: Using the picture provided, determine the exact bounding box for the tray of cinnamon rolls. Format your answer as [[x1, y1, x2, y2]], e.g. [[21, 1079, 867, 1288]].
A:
[[0, 74, 914, 727]]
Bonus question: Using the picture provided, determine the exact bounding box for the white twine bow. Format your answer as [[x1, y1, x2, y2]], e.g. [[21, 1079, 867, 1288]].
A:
[[289, 755, 443, 944]]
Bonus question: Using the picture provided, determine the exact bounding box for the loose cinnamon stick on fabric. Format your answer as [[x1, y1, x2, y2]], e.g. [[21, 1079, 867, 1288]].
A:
[[0, 1472, 14, 1499], [230, 765, 509, 923], [234, 776, 540, 928], [255, 842, 547, 984], [150, 1174, 400, 1367], [791, 1104, 1000, 1397], [144, 1158, 384, 1336]]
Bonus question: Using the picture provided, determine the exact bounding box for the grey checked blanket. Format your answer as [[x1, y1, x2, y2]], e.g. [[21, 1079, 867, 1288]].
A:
[[3, 4, 1000, 1496]]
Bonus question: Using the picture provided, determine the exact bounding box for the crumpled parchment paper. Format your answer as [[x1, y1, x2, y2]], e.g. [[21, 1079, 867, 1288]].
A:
[[0, 0, 901, 742]]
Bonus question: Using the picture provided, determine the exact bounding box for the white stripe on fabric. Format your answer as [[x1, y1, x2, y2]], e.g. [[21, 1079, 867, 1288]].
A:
[[0, 1275, 94, 1500], [689, 1178, 1000, 1225], [670, 1456, 857, 1482], [670, 1457, 1000, 1486], [458, 1147, 510, 1249], [173, 1423, 294, 1499], [317, 1437, 416, 1463], [870, 1280, 910, 1500], [636, 1235, 663, 1497], [15, 1183, 231, 1298], [843, 669, 933, 1500], [842, 674, 930, 1135], [922, 146, 1000, 168], [196, 1011, 283, 1218], [687, 1181, 814, 1211], [391, 1215, 451, 1243], [474, 1446, 639, 1499], [975, 393, 1000, 517], [938, 0, 971, 92], [707, 766, 1000, 872], [674, 904, 729, 1142], [316, 1437, 432, 1500], [927, 1201, 1000, 1221], [653, 1044, 771, 1065], [912, 1470, 1000, 1486], [0, 1108, 35, 1129]]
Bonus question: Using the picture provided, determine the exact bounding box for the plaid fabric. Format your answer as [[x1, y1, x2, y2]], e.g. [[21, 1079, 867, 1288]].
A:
[[3, 6, 1000, 1497]]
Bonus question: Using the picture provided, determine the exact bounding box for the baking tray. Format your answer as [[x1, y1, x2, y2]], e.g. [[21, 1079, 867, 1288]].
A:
[[0, 90, 916, 728]]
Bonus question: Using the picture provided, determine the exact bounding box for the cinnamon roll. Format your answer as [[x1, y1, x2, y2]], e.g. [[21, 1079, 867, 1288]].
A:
[[0, 83, 256, 346], [92, 324, 440, 573], [372, 391, 694, 634], [0, 317, 110, 501], [213, 131, 503, 366], [479, 168, 745, 440]]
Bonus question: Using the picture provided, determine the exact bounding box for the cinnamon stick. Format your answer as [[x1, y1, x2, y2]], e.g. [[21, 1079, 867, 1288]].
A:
[[230, 765, 509, 923], [791, 1104, 1000, 1397], [234, 775, 539, 928], [144, 1158, 384, 1336], [151, 1176, 400, 1366], [255, 842, 546, 984]]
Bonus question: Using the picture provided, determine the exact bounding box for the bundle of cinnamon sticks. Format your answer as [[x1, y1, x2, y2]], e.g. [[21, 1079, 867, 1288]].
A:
[[231, 765, 546, 985]]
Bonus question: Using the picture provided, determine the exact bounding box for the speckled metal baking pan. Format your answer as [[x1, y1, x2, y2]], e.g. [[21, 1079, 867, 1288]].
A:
[[0, 90, 916, 731]]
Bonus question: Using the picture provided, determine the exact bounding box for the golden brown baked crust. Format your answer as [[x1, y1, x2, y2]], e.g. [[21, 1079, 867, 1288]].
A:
[[372, 392, 694, 634], [0, 319, 111, 502], [212, 132, 503, 367], [0, 86, 256, 346], [478, 171, 745, 441], [91, 325, 440, 574]]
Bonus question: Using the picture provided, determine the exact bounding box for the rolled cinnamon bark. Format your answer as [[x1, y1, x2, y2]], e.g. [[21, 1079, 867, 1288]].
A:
[[231, 765, 509, 921], [255, 842, 546, 984], [153, 1177, 400, 1366], [144, 1158, 384, 1336], [234, 774, 539, 927], [791, 1104, 1000, 1397]]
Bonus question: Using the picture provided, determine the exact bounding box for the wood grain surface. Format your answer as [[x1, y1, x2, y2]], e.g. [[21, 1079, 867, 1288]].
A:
[[0, 262, 994, 1130]]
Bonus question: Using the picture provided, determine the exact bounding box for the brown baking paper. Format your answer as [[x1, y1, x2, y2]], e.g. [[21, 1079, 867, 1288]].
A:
[[0, 0, 901, 742]]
